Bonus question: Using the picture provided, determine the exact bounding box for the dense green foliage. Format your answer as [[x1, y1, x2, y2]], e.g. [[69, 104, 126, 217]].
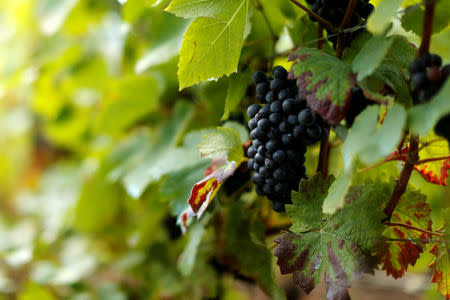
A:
[[0, 0, 449, 299]]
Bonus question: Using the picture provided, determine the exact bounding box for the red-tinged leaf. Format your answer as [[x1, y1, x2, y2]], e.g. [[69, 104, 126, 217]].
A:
[[387, 136, 450, 186], [429, 209, 450, 299], [188, 160, 236, 215], [288, 48, 356, 125], [381, 191, 432, 278], [178, 160, 238, 233], [275, 175, 387, 300]]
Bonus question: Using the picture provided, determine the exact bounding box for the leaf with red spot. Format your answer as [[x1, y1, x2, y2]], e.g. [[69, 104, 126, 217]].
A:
[[415, 135, 450, 186], [274, 174, 387, 300], [429, 209, 450, 300], [389, 135, 450, 186], [381, 190, 432, 278], [288, 48, 356, 125]]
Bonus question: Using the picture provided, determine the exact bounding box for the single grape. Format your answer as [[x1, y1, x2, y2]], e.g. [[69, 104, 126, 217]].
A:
[[273, 66, 288, 80], [298, 109, 315, 126], [247, 104, 261, 118], [273, 150, 286, 162], [252, 71, 267, 84]]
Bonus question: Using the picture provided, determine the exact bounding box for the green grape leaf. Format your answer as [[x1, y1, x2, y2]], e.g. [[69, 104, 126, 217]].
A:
[[114, 102, 199, 198], [322, 172, 352, 215], [429, 209, 450, 300], [166, 0, 232, 19], [367, 0, 403, 35], [401, 0, 450, 36], [289, 48, 356, 125], [343, 103, 406, 171], [358, 35, 415, 106], [275, 174, 387, 299], [352, 34, 394, 81], [381, 190, 432, 279], [198, 127, 244, 162], [174, 0, 249, 89], [408, 80, 450, 136], [222, 203, 286, 300], [222, 72, 250, 121]]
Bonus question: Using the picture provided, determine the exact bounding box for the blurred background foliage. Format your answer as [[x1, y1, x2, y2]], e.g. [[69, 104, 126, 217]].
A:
[[0, 0, 448, 299]]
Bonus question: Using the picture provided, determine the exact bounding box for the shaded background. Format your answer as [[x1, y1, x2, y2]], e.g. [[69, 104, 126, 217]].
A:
[[0, 0, 448, 299]]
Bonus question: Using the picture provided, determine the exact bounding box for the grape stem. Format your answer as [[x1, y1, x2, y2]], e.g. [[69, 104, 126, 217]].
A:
[[336, 0, 358, 58], [383, 134, 419, 220], [418, 0, 435, 56], [288, 0, 338, 33]]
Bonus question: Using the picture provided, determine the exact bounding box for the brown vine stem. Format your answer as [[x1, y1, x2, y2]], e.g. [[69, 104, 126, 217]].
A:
[[383, 134, 420, 220], [288, 0, 338, 33], [383, 0, 435, 220], [336, 0, 358, 58], [385, 222, 444, 237], [417, 155, 450, 165], [418, 0, 435, 57], [317, 24, 323, 49]]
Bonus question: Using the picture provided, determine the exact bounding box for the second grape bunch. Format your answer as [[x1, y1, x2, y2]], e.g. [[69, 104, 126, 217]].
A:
[[247, 66, 328, 212]]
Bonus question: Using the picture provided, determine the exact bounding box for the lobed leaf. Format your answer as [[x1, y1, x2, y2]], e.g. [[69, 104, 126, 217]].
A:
[[367, 0, 403, 35], [352, 34, 394, 81], [175, 0, 249, 89], [275, 174, 387, 300], [198, 127, 244, 162], [343, 104, 406, 171], [289, 48, 356, 125], [381, 191, 432, 278]]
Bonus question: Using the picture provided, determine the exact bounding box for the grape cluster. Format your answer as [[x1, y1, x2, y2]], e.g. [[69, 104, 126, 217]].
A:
[[247, 66, 328, 212], [306, 0, 374, 48], [345, 86, 374, 127], [410, 53, 450, 143]]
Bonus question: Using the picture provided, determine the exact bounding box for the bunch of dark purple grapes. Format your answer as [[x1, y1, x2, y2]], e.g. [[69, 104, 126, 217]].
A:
[[306, 0, 374, 48], [345, 86, 374, 127], [247, 66, 328, 212], [410, 53, 450, 144]]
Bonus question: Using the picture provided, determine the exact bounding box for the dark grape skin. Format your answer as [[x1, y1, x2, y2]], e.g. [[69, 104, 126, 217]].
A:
[[270, 101, 283, 113], [266, 139, 280, 153], [282, 98, 297, 114], [273, 66, 288, 80], [247, 104, 261, 118], [257, 118, 271, 132], [272, 201, 285, 212], [298, 109, 315, 126], [252, 71, 267, 84], [248, 118, 257, 130], [278, 89, 292, 101], [412, 72, 428, 89], [270, 78, 285, 92], [256, 82, 270, 96], [247, 146, 256, 158], [307, 124, 321, 139], [273, 150, 286, 162], [269, 113, 282, 124]]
